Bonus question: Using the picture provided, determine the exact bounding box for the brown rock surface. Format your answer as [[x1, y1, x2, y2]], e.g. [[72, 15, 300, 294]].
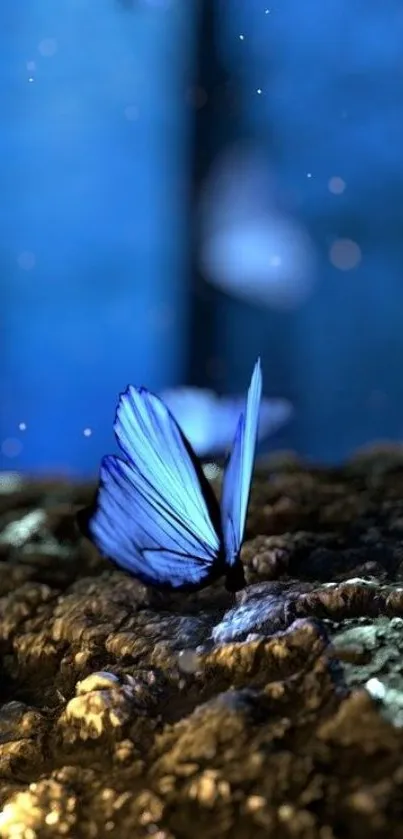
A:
[[1, 448, 403, 838]]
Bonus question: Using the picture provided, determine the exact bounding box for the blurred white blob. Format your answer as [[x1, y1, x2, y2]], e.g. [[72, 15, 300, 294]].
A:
[[202, 462, 222, 481], [0, 510, 45, 547], [160, 385, 292, 457], [199, 143, 316, 310], [365, 678, 386, 700]]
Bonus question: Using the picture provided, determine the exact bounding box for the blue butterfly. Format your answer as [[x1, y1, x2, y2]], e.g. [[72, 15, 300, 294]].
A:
[[78, 359, 262, 592]]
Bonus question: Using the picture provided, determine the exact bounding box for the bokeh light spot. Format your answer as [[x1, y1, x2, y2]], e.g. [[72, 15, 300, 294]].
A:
[[329, 238, 362, 271], [83, 428, 93, 437], [328, 176, 346, 195], [202, 462, 222, 481], [18, 423, 27, 431], [1, 439, 23, 458]]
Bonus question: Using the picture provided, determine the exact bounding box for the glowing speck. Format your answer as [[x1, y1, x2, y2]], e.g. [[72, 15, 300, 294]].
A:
[[17, 251, 36, 270], [328, 176, 346, 195], [329, 238, 362, 271], [256, 88, 262, 95], [38, 38, 58, 57], [265, 8, 271, 14], [18, 423, 27, 432], [239, 34, 245, 40], [1, 439, 23, 458], [124, 105, 138, 121], [83, 428, 92, 437], [28, 77, 34, 83], [307, 172, 312, 179]]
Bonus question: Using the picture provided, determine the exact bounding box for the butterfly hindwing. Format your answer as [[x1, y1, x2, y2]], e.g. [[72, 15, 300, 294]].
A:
[[220, 358, 262, 567], [87, 387, 224, 590]]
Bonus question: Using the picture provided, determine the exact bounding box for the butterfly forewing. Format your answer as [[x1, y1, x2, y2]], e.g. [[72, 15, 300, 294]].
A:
[[88, 387, 223, 590], [220, 359, 262, 566], [115, 388, 219, 537]]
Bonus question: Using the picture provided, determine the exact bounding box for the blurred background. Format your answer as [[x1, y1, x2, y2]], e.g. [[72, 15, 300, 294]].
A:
[[1, 0, 403, 477]]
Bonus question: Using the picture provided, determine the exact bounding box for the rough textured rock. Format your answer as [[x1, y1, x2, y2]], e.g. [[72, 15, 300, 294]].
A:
[[1, 447, 403, 837]]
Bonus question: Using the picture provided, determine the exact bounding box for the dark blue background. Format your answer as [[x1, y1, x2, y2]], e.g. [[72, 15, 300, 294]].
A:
[[2, 0, 403, 476]]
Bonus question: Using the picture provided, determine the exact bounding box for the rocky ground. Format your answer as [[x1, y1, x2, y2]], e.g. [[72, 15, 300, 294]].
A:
[[1, 446, 403, 838]]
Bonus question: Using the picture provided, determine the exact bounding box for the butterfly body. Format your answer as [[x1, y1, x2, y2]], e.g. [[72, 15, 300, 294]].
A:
[[78, 360, 262, 593]]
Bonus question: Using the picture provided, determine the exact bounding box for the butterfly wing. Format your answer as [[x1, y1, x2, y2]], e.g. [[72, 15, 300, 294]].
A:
[[161, 386, 290, 459], [220, 359, 262, 568], [82, 387, 224, 590], [158, 387, 218, 457], [220, 396, 292, 446]]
